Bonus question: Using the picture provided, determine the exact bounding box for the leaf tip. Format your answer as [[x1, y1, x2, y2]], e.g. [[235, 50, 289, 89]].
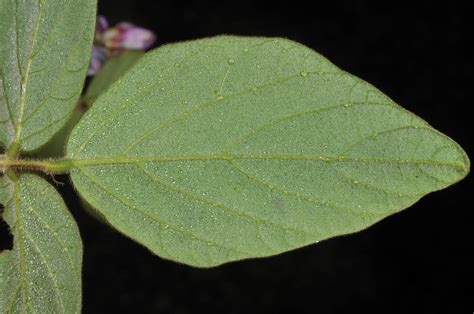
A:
[[450, 140, 470, 184], [460, 150, 470, 178]]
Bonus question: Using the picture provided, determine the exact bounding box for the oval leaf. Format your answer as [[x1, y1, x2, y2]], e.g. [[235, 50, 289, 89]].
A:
[[0, 0, 96, 151], [67, 36, 469, 267], [0, 174, 82, 313]]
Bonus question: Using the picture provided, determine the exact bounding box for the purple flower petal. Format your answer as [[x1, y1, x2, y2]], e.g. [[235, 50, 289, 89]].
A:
[[96, 15, 109, 34], [103, 22, 156, 50], [120, 26, 156, 50], [87, 45, 108, 76], [88, 16, 157, 76]]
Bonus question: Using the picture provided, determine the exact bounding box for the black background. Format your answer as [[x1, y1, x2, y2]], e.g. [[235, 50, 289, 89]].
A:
[[2, 1, 473, 313]]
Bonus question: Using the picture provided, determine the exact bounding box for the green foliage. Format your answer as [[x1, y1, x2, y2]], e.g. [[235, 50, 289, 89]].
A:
[[84, 50, 144, 106], [0, 0, 96, 151], [32, 50, 144, 159], [67, 36, 469, 267], [0, 2, 470, 311], [0, 174, 82, 313], [1, 1, 96, 312]]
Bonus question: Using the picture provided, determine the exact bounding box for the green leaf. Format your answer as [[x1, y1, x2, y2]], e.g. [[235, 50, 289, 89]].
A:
[[33, 50, 144, 158], [31, 106, 85, 158], [0, 0, 97, 151], [0, 174, 8, 205], [0, 249, 11, 286], [67, 36, 469, 267], [0, 174, 82, 313], [84, 50, 145, 106]]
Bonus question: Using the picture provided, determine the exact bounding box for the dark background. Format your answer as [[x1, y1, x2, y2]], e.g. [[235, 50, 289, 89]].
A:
[[2, 1, 473, 313]]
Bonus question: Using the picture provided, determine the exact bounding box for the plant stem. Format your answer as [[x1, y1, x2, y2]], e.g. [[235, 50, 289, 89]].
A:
[[0, 155, 73, 174]]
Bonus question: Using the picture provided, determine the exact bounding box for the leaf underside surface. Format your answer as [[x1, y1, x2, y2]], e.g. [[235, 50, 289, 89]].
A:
[[0, 1, 96, 312], [84, 50, 144, 106], [0, 0, 96, 151], [67, 36, 469, 267], [0, 174, 82, 313]]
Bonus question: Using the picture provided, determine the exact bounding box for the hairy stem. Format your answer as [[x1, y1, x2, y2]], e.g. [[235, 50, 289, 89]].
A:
[[0, 155, 73, 174]]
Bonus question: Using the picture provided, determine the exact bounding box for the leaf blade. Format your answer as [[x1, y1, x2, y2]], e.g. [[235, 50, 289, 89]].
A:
[[84, 50, 144, 106], [0, 174, 82, 313], [68, 36, 469, 267], [0, 0, 97, 151]]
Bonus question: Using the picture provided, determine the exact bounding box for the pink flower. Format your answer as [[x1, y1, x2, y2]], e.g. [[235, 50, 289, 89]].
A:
[[88, 16, 156, 76], [101, 22, 156, 50]]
